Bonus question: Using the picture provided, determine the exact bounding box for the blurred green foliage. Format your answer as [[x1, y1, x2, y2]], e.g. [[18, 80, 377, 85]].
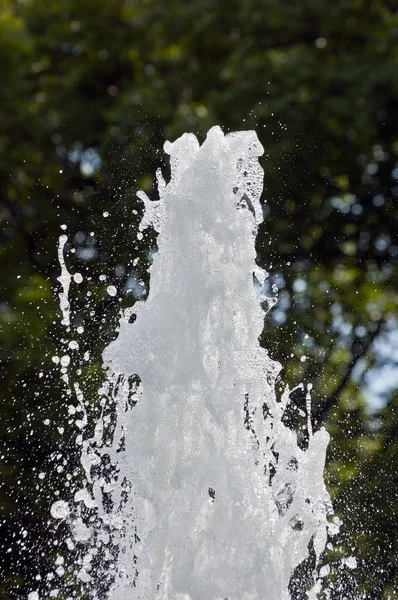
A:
[[0, 0, 397, 598]]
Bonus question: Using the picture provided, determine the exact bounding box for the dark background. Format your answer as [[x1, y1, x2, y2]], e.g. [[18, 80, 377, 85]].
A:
[[0, 0, 397, 598]]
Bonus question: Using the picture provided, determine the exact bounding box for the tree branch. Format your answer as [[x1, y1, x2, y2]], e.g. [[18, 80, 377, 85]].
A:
[[313, 318, 385, 426]]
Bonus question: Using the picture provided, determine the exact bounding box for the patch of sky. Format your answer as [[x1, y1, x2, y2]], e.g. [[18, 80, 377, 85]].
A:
[[364, 320, 398, 411], [68, 144, 102, 177]]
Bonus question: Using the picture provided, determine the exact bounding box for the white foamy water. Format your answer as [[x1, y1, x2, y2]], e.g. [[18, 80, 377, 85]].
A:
[[52, 126, 335, 599]]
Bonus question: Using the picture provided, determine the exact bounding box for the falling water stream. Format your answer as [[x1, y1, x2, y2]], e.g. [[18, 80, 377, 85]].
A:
[[46, 127, 345, 599]]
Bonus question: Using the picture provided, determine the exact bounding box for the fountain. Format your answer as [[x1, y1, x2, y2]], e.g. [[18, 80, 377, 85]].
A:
[[46, 127, 340, 599]]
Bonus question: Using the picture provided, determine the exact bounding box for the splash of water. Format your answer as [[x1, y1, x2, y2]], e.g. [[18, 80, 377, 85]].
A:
[[51, 127, 335, 599]]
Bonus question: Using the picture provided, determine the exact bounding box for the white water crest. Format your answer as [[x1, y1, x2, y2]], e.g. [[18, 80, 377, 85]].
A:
[[54, 126, 334, 599]]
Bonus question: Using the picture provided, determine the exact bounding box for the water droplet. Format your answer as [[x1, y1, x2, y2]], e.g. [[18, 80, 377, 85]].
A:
[[106, 285, 117, 297], [50, 500, 70, 520], [60, 355, 70, 367]]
